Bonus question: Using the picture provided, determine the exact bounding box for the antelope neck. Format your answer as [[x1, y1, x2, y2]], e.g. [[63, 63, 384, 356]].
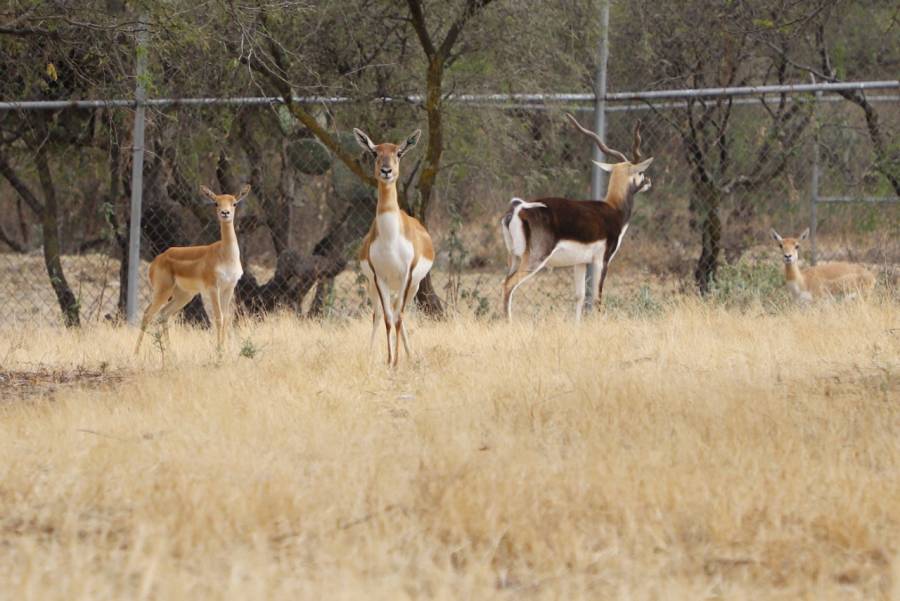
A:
[[604, 180, 639, 222], [220, 219, 240, 259], [377, 181, 401, 214], [784, 261, 804, 285]]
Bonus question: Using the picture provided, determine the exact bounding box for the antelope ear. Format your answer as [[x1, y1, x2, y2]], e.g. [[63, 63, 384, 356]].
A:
[[353, 128, 377, 154], [592, 161, 615, 173], [770, 228, 783, 243], [799, 227, 809, 241], [629, 157, 654, 174], [397, 129, 422, 158], [234, 183, 251, 204], [200, 185, 219, 205]]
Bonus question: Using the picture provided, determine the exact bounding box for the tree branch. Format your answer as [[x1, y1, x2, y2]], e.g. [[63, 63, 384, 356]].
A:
[[229, 19, 378, 189], [740, 18, 899, 195], [438, 0, 495, 59], [0, 222, 25, 252], [0, 25, 60, 38], [0, 150, 44, 215], [813, 24, 900, 195], [405, 0, 436, 58], [721, 102, 811, 194], [164, 145, 213, 227], [283, 102, 377, 187]]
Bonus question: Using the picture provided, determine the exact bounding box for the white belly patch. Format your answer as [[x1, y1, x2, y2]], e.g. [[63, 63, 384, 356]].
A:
[[547, 240, 606, 268]]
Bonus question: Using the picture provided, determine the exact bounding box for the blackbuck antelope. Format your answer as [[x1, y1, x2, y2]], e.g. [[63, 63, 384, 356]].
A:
[[501, 113, 653, 320], [355, 128, 434, 367], [135, 184, 250, 356], [770, 228, 875, 302]]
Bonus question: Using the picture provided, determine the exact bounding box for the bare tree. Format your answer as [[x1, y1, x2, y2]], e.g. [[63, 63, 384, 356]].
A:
[[625, 1, 813, 292], [739, 0, 900, 196], [215, 0, 504, 316], [0, 2, 139, 325]]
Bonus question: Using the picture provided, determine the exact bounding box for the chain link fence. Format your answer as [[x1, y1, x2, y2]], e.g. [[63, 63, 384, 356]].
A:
[[0, 86, 897, 327]]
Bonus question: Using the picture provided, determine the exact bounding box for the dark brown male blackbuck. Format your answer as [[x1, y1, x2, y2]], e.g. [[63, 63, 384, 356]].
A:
[[500, 113, 653, 320]]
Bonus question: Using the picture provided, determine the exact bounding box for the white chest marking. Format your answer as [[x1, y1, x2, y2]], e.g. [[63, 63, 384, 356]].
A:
[[786, 280, 811, 302], [369, 212, 416, 290], [375, 211, 403, 239], [216, 262, 243, 286], [547, 239, 607, 267]]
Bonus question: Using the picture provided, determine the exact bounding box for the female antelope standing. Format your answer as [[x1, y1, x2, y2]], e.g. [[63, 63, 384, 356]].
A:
[[355, 128, 434, 366], [135, 184, 250, 355], [500, 114, 653, 320]]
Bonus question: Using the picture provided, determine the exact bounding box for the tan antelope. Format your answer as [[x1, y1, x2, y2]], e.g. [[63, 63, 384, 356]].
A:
[[355, 128, 434, 367], [135, 184, 250, 355], [770, 228, 875, 302], [500, 114, 653, 320]]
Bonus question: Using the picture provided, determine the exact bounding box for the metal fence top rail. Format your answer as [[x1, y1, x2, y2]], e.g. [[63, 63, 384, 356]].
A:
[[1, 80, 897, 111], [603, 79, 899, 101], [479, 94, 900, 113]]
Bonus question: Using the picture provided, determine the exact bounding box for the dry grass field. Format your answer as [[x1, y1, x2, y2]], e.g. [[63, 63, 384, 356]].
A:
[[1, 295, 899, 600]]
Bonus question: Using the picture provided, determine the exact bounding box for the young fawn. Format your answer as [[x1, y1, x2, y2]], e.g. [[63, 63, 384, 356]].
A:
[[135, 184, 250, 355], [770, 228, 875, 302]]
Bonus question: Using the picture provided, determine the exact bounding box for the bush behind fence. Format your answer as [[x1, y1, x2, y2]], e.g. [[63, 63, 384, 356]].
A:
[[0, 91, 897, 327]]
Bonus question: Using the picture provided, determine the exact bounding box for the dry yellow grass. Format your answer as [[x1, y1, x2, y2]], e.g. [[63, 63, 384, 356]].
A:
[[1, 297, 898, 600]]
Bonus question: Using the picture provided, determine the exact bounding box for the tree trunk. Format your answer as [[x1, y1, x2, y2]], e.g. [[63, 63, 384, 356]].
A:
[[16, 196, 28, 245], [35, 144, 80, 327], [415, 274, 443, 315], [724, 195, 755, 264], [236, 197, 375, 316], [409, 57, 446, 317], [108, 137, 131, 321], [414, 59, 444, 220], [694, 180, 721, 294]]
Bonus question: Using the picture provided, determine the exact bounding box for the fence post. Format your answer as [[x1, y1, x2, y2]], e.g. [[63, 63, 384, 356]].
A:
[[585, 0, 610, 310], [810, 88, 821, 266], [126, 14, 149, 325]]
